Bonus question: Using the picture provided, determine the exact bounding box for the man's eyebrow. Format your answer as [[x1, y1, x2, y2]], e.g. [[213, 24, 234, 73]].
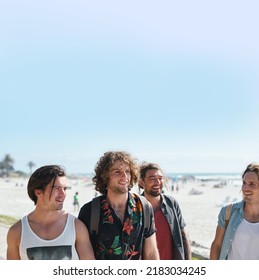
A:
[[52, 185, 69, 188], [111, 167, 129, 171], [148, 175, 163, 178], [111, 168, 120, 171]]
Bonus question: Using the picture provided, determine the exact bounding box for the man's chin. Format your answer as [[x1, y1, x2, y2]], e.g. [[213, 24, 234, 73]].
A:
[[117, 187, 129, 194], [150, 191, 161, 197]]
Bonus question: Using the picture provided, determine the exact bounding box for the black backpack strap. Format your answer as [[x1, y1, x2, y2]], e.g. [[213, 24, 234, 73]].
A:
[[91, 194, 151, 234], [90, 196, 102, 235], [138, 194, 151, 231]]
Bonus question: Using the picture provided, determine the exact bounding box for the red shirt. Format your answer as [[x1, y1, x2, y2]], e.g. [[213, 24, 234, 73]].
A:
[[154, 208, 174, 260]]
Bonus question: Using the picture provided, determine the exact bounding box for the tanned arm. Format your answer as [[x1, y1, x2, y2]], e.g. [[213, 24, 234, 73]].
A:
[[142, 233, 160, 260], [181, 228, 192, 260]]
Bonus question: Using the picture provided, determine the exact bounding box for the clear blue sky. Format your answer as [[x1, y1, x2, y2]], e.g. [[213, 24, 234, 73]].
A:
[[1, 1, 258, 174]]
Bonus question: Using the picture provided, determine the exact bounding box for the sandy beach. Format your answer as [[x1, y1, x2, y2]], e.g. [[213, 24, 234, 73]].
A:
[[0, 175, 242, 260]]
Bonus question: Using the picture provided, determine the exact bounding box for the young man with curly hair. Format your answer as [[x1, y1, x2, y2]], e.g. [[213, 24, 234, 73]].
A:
[[78, 151, 159, 260]]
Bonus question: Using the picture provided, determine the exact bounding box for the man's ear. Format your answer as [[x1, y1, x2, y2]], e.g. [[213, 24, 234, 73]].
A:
[[35, 189, 42, 197], [138, 179, 145, 189]]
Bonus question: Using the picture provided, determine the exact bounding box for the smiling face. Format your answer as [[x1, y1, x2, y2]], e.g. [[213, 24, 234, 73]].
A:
[[107, 160, 131, 195], [140, 168, 164, 197], [36, 176, 68, 211], [242, 171, 259, 204]]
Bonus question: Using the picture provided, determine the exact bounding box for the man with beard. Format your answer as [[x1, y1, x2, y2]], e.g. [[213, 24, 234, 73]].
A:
[[138, 162, 191, 260], [78, 151, 159, 260]]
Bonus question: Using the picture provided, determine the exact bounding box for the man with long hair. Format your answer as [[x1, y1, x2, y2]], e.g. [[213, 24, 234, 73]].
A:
[[78, 151, 159, 260], [210, 162, 259, 259]]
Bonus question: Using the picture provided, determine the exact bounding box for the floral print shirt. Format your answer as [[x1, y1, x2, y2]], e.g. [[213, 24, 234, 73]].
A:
[[78, 192, 156, 260]]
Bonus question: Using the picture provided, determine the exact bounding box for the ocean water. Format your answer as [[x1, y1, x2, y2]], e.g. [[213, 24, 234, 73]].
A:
[[166, 172, 241, 181]]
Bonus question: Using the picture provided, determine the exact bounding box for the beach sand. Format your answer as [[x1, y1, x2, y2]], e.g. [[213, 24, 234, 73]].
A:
[[0, 176, 242, 260]]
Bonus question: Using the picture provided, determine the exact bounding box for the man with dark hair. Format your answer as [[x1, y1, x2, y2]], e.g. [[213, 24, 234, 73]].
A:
[[78, 151, 159, 260], [139, 162, 192, 260], [210, 162, 259, 259], [7, 165, 95, 260]]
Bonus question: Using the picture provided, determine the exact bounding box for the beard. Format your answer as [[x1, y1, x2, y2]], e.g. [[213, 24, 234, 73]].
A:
[[109, 184, 129, 194], [147, 188, 162, 197]]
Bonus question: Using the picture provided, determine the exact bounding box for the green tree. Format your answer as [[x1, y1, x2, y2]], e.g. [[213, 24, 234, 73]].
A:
[[0, 154, 14, 177], [27, 161, 35, 175], [0, 161, 5, 177]]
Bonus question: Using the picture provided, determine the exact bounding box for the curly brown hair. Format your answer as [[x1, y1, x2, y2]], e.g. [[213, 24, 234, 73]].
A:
[[93, 151, 139, 195]]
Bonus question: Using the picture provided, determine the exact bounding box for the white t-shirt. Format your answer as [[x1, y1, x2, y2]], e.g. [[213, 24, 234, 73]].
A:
[[228, 219, 259, 260], [19, 213, 79, 260]]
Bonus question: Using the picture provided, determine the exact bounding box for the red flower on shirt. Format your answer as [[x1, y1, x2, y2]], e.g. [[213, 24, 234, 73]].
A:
[[123, 217, 134, 235]]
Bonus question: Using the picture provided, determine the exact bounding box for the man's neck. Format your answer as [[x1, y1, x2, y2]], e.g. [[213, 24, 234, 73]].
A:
[[244, 202, 259, 222], [107, 191, 128, 223], [144, 192, 161, 211], [107, 191, 128, 209]]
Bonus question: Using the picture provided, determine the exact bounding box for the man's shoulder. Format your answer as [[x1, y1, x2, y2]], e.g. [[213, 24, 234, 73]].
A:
[[79, 196, 105, 217], [162, 194, 181, 207], [79, 200, 92, 211], [219, 200, 243, 217], [7, 218, 23, 242], [82, 195, 103, 206], [8, 218, 22, 232], [162, 193, 176, 202], [131, 192, 152, 209], [78, 200, 93, 219]]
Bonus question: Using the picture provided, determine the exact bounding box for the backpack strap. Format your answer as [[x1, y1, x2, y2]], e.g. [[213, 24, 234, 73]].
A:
[[138, 194, 151, 231], [90, 196, 102, 235], [225, 204, 233, 229], [90, 193, 151, 235]]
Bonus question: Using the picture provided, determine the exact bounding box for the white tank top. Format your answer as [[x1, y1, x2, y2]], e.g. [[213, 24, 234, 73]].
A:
[[228, 219, 259, 260], [19, 213, 79, 260]]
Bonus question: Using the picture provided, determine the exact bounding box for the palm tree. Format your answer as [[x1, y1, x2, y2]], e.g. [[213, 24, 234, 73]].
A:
[[27, 161, 35, 175], [0, 161, 5, 177], [1, 154, 14, 177]]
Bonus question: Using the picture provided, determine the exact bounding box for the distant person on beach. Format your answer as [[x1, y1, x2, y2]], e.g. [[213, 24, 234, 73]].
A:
[[138, 162, 192, 260], [73, 192, 79, 212], [210, 163, 259, 260], [78, 151, 159, 260], [6, 164, 95, 260]]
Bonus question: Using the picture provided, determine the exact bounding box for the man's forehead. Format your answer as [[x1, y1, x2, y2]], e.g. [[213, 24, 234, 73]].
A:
[[111, 161, 129, 170], [244, 171, 259, 181], [147, 169, 163, 176], [47, 176, 66, 186]]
